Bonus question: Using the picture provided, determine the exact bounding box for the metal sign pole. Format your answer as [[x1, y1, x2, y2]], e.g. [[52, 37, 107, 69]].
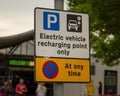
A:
[[54, 1, 64, 96], [54, 0, 64, 10]]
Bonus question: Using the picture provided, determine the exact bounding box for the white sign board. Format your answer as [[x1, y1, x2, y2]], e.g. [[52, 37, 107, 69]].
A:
[[35, 8, 89, 59]]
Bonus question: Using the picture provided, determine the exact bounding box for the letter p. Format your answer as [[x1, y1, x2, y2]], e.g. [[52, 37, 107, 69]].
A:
[[48, 14, 57, 28]]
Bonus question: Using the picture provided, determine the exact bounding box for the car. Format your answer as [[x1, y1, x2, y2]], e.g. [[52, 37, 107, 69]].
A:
[[68, 20, 78, 31]]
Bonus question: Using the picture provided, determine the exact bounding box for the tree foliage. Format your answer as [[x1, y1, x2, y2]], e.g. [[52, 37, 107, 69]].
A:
[[67, 0, 120, 66]]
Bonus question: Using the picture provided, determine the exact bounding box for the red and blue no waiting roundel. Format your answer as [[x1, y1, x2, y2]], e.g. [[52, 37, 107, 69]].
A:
[[42, 60, 59, 79]]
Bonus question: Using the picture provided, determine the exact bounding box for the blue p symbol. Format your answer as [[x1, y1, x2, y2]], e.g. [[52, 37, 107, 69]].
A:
[[43, 11, 60, 31]]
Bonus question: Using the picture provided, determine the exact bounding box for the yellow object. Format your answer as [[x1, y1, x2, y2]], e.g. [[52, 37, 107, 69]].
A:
[[86, 80, 94, 96], [35, 57, 90, 82]]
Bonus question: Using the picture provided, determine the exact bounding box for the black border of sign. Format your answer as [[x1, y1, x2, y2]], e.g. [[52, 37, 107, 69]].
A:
[[34, 7, 91, 83]]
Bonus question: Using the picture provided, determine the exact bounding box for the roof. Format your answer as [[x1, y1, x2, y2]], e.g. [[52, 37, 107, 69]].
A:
[[0, 30, 34, 49]]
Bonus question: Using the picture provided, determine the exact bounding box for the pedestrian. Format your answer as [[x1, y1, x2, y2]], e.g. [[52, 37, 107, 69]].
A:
[[36, 83, 47, 96], [15, 79, 28, 96], [0, 87, 3, 96], [8, 80, 13, 96], [1, 81, 11, 96], [98, 82, 102, 96]]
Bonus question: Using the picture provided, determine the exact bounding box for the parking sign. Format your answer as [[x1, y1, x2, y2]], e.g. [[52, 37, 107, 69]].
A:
[[35, 8, 90, 82], [43, 11, 60, 31]]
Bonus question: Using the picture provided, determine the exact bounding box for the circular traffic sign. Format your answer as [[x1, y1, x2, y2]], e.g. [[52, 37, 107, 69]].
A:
[[42, 60, 59, 79]]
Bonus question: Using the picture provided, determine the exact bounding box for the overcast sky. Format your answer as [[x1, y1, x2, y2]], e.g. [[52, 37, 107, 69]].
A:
[[0, 0, 67, 37]]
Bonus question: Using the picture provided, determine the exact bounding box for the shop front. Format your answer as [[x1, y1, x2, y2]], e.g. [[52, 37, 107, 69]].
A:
[[8, 58, 53, 96]]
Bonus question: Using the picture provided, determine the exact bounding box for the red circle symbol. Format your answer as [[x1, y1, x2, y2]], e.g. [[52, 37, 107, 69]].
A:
[[42, 60, 59, 79]]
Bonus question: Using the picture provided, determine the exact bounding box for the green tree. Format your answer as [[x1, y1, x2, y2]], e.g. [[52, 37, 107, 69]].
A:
[[67, 0, 120, 66]]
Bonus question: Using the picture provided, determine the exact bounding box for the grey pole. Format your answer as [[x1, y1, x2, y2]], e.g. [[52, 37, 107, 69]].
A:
[[54, 1, 64, 96], [54, 0, 64, 10]]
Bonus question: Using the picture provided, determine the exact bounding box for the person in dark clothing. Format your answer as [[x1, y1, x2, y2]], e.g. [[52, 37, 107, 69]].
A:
[[1, 81, 11, 96], [98, 82, 102, 96]]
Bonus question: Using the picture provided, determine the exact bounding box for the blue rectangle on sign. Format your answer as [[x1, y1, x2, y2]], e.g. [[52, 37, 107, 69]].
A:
[[43, 11, 60, 31]]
